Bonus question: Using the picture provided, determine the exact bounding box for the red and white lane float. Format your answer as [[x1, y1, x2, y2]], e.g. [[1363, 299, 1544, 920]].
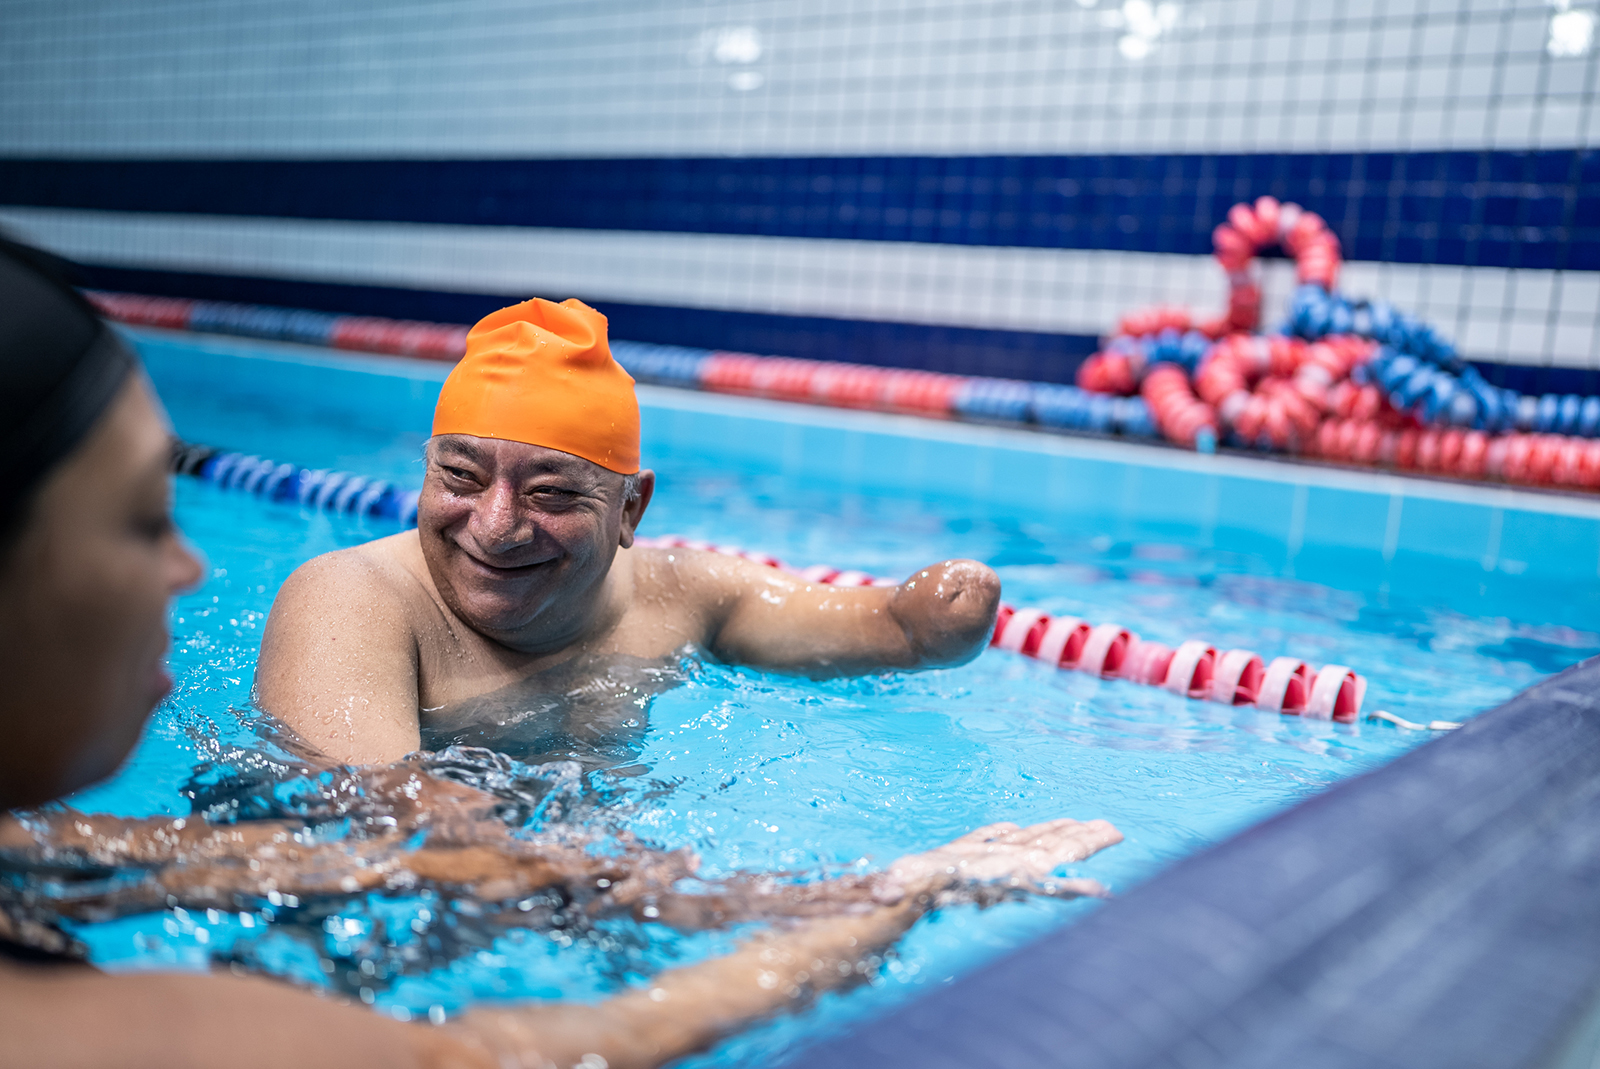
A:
[[698, 353, 964, 417], [1079, 197, 1360, 455], [989, 605, 1365, 721], [638, 535, 1368, 723]]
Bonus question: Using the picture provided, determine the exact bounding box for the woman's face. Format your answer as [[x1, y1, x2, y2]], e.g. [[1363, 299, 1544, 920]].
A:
[[0, 374, 203, 810]]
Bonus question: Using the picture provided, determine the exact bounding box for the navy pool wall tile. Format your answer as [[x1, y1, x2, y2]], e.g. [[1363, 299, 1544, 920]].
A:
[[4, 149, 1598, 270], [80, 263, 1101, 384], [1470, 361, 1600, 399]]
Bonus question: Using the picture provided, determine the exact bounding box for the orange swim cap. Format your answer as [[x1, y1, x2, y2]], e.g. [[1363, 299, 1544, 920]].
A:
[[432, 298, 640, 474]]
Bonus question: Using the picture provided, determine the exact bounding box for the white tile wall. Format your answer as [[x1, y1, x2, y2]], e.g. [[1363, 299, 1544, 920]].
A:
[[0, 0, 1593, 158], [0, 0, 1595, 371]]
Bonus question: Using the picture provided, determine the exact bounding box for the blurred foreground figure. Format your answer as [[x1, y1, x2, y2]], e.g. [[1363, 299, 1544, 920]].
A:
[[256, 297, 1004, 767], [0, 239, 1122, 1069]]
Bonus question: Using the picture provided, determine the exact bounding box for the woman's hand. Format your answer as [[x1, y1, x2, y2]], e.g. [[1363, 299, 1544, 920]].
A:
[[875, 817, 1123, 903]]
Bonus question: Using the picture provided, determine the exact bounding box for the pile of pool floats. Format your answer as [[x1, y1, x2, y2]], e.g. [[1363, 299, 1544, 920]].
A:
[[88, 195, 1600, 494], [1079, 196, 1600, 490]]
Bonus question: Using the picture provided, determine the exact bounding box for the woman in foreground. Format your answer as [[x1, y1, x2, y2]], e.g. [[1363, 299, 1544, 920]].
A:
[[0, 239, 1121, 1069]]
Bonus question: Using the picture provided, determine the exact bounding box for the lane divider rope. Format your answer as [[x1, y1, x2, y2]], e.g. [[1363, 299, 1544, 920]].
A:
[[636, 534, 1370, 723], [171, 442, 421, 524], [90, 292, 1159, 441]]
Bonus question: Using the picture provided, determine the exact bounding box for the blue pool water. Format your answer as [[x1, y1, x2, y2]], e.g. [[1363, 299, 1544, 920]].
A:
[[48, 330, 1600, 1065]]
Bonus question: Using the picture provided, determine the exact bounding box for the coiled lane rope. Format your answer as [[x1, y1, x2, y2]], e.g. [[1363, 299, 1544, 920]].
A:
[[1074, 197, 1600, 493]]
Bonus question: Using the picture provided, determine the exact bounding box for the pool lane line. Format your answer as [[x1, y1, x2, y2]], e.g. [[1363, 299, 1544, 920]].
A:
[[170, 440, 420, 525], [92, 289, 1162, 438], [175, 437, 1447, 729], [638, 534, 1371, 724]]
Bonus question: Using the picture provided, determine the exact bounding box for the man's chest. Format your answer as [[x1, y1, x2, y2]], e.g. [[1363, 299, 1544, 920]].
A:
[[409, 595, 705, 712]]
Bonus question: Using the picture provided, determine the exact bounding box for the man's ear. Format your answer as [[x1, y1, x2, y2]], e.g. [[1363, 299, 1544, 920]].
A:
[[618, 470, 656, 548]]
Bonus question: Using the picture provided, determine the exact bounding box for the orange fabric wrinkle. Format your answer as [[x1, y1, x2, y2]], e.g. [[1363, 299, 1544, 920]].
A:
[[432, 297, 641, 474]]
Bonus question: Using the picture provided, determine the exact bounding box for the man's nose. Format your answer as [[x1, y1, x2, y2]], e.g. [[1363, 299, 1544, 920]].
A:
[[470, 480, 534, 551]]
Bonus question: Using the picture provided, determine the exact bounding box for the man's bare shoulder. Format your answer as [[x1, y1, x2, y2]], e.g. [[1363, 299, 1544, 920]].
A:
[[272, 531, 430, 623], [258, 532, 430, 758]]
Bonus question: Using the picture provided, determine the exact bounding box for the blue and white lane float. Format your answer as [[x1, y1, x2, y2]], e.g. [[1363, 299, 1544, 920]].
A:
[[172, 442, 420, 525]]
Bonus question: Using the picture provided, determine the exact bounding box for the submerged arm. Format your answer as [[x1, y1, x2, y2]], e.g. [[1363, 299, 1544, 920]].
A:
[[450, 818, 1121, 1069], [1, 820, 1117, 1069]]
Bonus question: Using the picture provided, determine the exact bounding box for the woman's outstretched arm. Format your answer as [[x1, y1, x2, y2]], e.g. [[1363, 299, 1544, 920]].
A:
[[447, 818, 1122, 1069], [2, 819, 1118, 1069]]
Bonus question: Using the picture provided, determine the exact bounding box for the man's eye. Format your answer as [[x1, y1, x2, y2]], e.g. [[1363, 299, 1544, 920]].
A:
[[443, 467, 475, 481]]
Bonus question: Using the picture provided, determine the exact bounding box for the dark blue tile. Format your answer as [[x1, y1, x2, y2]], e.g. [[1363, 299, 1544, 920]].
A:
[[0, 150, 1594, 271], [1477, 239, 1514, 267], [1482, 196, 1521, 226], [1571, 235, 1600, 270], [1489, 152, 1533, 184], [1534, 150, 1577, 184], [1517, 240, 1561, 270]]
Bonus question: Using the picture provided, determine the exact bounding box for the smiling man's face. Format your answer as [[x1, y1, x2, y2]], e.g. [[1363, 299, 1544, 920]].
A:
[[417, 434, 648, 646]]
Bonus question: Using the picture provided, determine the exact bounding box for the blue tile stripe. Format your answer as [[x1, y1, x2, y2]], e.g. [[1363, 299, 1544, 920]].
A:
[[3, 150, 1597, 270]]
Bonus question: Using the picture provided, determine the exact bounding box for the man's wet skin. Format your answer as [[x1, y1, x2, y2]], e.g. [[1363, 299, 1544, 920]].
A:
[[257, 431, 1003, 768], [416, 650, 691, 771]]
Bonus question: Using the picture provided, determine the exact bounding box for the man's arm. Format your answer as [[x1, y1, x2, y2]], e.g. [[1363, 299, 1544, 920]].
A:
[[650, 549, 1000, 675], [255, 549, 423, 764], [6, 795, 1116, 936]]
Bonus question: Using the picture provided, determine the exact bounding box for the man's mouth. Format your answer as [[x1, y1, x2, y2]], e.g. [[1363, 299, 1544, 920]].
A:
[[458, 547, 559, 577]]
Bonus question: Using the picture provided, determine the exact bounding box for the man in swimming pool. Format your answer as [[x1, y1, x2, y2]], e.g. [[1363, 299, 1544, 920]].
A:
[[256, 297, 1001, 767]]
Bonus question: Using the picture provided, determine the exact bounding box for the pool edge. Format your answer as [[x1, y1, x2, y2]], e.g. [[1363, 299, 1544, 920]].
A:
[[781, 655, 1600, 1069]]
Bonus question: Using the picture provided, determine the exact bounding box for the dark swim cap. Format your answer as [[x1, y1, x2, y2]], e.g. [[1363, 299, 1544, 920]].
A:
[[0, 237, 135, 542]]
